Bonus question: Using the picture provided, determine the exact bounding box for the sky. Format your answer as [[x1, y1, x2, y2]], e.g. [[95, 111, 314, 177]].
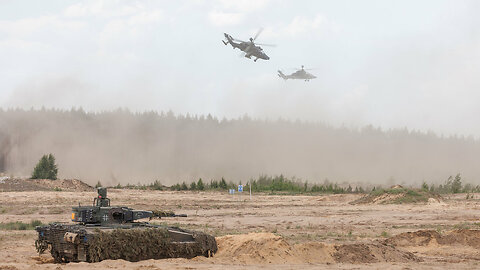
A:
[[1, 0, 479, 137]]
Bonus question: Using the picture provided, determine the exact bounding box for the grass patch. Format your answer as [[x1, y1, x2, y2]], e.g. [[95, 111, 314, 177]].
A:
[[453, 222, 471, 230], [0, 220, 44, 230]]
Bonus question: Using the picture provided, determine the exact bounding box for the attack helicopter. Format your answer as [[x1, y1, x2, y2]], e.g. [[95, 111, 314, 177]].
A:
[[278, 65, 317, 81], [222, 28, 275, 62]]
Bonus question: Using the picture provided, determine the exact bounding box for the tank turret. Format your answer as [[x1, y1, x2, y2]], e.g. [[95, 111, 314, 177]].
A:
[[71, 187, 153, 224]]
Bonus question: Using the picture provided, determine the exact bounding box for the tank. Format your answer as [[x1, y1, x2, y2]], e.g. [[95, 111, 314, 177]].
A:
[[35, 187, 217, 263]]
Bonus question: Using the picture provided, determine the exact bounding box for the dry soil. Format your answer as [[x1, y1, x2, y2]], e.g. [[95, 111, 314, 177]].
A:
[[1, 188, 480, 269]]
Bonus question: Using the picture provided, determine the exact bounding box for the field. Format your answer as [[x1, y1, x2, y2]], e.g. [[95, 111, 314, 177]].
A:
[[1, 188, 480, 269]]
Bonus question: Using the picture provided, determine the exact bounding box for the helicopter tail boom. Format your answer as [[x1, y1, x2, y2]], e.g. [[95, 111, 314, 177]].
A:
[[277, 70, 288, 80], [223, 33, 237, 48]]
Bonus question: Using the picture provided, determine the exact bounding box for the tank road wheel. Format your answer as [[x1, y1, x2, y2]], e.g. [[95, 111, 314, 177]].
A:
[[51, 249, 70, 263], [51, 250, 62, 263], [35, 239, 48, 254]]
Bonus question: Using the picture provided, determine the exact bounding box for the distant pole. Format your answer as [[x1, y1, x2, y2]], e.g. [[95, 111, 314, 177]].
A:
[[249, 180, 252, 200]]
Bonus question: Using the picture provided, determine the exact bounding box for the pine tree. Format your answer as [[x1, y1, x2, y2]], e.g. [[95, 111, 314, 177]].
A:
[[197, 178, 205, 190], [452, 174, 462, 193], [209, 180, 218, 189], [32, 154, 58, 180], [180, 182, 188, 190], [220, 177, 228, 189]]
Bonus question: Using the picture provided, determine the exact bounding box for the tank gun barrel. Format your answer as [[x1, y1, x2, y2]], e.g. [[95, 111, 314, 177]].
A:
[[151, 210, 187, 219]]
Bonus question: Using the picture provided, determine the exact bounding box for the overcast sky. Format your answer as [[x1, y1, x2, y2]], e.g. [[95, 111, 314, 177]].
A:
[[1, 0, 479, 137]]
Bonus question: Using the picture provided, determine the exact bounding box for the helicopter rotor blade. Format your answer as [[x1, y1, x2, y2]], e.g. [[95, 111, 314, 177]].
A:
[[253, 28, 264, 41], [287, 66, 318, 70], [255, 43, 276, 47]]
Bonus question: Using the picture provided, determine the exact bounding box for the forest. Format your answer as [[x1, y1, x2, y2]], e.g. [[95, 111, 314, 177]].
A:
[[0, 108, 478, 186]]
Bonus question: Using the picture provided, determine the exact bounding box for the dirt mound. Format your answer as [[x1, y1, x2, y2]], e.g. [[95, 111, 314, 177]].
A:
[[351, 188, 442, 204], [386, 229, 480, 248], [0, 177, 50, 192], [385, 230, 442, 247], [441, 229, 480, 248], [214, 233, 301, 264], [333, 243, 421, 263], [293, 242, 335, 264], [213, 233, 419, 264], [0, 177, 92, 192], [30, 178, 93, 191]]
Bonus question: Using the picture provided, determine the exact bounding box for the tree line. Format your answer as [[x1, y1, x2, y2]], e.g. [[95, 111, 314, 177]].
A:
[[113, 173, 480, 195], [1, 108, 479, 186]]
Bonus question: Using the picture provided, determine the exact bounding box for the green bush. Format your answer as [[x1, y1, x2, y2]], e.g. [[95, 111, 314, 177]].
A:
[[370, 188, 385, 196], [149, 180, 163, 190], [31, 154, 58, 180], [406, 189, 420, 196], [421, 182, 429, 191]]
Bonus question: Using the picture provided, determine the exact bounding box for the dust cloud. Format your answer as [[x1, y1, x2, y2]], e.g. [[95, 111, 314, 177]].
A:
[[0, 108, 479, 186]]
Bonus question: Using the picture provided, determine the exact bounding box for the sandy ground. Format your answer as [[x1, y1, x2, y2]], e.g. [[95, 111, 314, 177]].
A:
[[1, 189, 480, 269]]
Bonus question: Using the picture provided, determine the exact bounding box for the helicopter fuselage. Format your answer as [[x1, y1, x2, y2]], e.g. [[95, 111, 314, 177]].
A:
[[278, 69, 317, 81], [223, 33, 270, 61]]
